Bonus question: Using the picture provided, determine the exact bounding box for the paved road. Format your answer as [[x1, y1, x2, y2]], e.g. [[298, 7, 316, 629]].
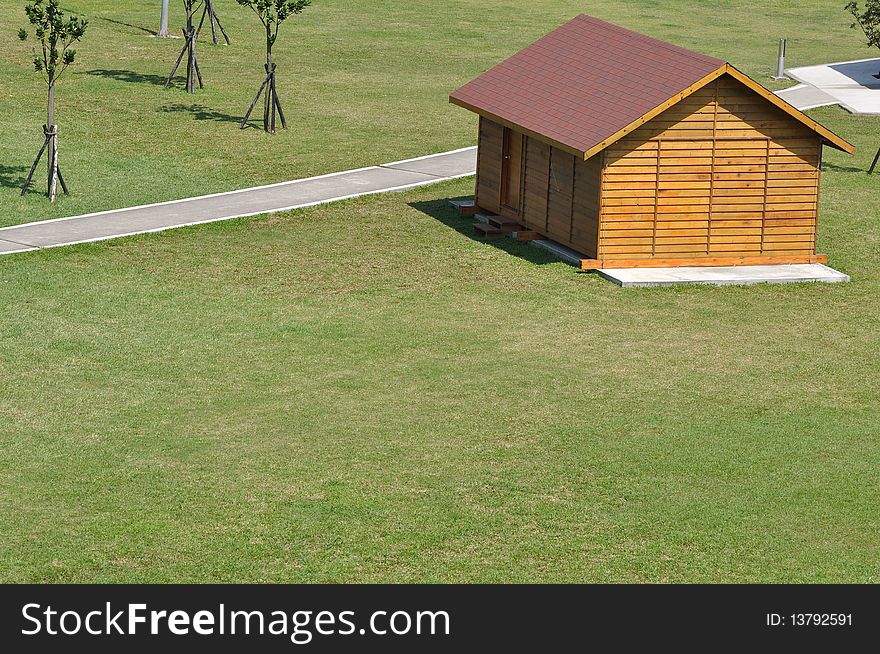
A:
[[0, 147, 477, 256]]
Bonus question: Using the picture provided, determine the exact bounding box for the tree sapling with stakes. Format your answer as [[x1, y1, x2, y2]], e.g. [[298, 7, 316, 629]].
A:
[[237, 0, 311, 134], [18, 0, 88, 202], [166, 0, 205, 93]]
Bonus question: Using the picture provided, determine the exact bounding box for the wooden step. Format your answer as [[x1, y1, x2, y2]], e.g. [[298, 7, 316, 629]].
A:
[[489, 214, 522, 229], [473, 212, 497, 225], [449, 199, 478, 215], [474, 222, 503, 237]]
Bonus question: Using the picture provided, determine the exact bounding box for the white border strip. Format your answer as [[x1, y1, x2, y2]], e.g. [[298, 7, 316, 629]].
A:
[[4, 171, 476, 254], [0, 241, 38, 255], [0, 147, 478, 232]]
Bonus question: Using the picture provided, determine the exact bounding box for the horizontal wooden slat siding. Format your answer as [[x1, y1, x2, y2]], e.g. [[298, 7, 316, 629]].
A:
[[476, 117, 503, 214], [520, 136, 551, 234], [596, 73, 823, 264], [709, 135, 765, 253], [761, 138, 821, 253], [600, 140, 660, 258], [656, 138, 711, 256]]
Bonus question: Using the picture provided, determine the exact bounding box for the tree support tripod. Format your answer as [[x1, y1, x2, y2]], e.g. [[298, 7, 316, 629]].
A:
[[198, 0, 230, 46], [21, 124, 68, 202], [241, 63, 286, 133]]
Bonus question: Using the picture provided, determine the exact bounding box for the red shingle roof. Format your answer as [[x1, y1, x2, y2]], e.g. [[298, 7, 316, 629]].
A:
[[450, 14, 725, 157]]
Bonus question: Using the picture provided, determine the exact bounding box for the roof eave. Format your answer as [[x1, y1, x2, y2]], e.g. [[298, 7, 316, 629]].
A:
[[580, 65, 728, 159], [723, 65, 855, 154], [449, 94, 587, 158], [451, 62, 855, 159]]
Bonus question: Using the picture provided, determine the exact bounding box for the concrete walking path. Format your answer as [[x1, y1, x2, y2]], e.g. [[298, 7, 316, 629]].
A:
[[775, 83, 837, 111], [0, 147, 477, 256], [775, 57, 880, 114]]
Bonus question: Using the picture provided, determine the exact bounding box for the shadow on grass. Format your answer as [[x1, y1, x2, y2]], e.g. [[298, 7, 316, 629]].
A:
[[822, 162, 865, 173], [158, 103, 242, 124], [0, 165, 29, 191], [98, 17, 156, 36], [408, 198, 563, 267], [85, 69, 169, 87]]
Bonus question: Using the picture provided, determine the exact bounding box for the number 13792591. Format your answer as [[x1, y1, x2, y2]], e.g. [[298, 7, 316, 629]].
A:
[[766, 613, 853, 627]]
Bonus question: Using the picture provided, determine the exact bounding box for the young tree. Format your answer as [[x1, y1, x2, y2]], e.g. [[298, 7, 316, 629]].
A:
[[165, 0, 204, 93], [18, 0, 88, 202], [237, 0, 311, 133], [846, 1, 880, 76], [159, 0, 170, 38]]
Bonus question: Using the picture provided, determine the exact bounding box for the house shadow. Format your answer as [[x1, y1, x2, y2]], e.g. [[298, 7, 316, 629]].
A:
[[828, 59, 880, 87], [0, 164, 29, 190], [408, 198, 568, 267], [158, 103, 242, 124], [85, 69, 170, 87]]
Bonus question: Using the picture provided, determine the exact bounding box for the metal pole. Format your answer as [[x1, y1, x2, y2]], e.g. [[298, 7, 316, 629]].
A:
[[773, 39, 787, 80]]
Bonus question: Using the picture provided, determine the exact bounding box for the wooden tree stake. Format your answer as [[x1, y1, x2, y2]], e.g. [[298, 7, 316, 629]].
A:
[[241, 63, 287, 133], [197, 0, 230, 45], [166, 4, 204, 93], [22, 124, 68, 201]]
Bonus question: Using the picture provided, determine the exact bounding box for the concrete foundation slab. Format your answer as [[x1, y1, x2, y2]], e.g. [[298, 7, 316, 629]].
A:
[[596, 264, 850, 288], [528, 239, 585, 265]]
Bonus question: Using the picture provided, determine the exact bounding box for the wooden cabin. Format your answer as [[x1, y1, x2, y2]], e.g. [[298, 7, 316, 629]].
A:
[[450, 15, 854, 269]]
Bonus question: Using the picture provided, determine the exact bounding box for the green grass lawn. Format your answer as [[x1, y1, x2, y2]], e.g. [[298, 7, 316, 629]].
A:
[[0, 1, 878, 583], [0, 0, 877, 226]]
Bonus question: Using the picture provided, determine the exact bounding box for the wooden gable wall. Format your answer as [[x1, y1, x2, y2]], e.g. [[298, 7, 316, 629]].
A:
[[598, 74, 823, 265]]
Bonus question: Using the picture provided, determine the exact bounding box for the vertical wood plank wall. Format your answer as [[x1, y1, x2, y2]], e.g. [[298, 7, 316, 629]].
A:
[[599, 74, 821, 262], [519, 137, 601, 257], [476, 117, 503, 214], [474, 117, 601, 258]]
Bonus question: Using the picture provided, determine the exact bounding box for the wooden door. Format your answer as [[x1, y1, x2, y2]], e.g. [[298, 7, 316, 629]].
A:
[[501, 128, 523, 213]]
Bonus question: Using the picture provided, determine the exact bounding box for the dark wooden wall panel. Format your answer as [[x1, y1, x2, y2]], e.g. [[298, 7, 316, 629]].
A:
[[521, 136, 551, 233], [571, 153, 602, 257], [546, 148, 575, 244], [476, 117, 503, 214]]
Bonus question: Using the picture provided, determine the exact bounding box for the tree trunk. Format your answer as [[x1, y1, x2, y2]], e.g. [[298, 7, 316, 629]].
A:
[[47, 79, 55, 128], [47, 80, 57, 202], [159, 0, 170, 38], [264, 28, 274, 132], [186, 7, 195, 93]]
